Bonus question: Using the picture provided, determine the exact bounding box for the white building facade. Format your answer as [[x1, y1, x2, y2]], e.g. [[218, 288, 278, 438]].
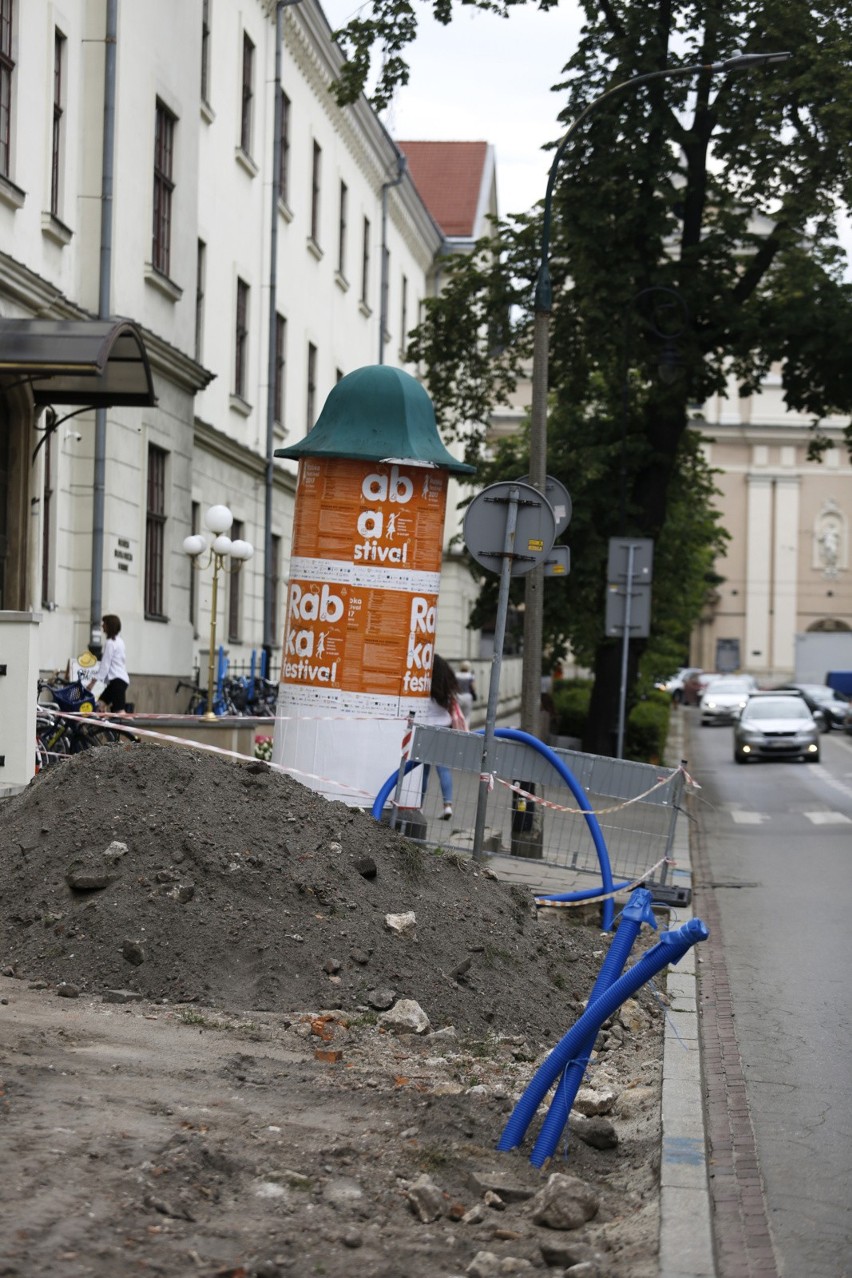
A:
[[1, 0, 482, 712]]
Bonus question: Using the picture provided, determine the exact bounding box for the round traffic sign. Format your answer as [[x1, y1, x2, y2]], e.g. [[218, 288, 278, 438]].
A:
[[463, 481, 556, 577]]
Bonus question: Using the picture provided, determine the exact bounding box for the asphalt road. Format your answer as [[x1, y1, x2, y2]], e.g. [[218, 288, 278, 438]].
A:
[[686, 710, 852, 1277]]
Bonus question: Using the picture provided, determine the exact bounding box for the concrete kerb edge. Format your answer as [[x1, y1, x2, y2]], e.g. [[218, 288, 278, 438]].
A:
[[659, 708, 715, 1278]]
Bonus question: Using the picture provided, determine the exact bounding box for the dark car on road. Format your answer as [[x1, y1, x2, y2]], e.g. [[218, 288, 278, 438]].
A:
[[772, 682, 849, 732], [734, 693, 821, 764]]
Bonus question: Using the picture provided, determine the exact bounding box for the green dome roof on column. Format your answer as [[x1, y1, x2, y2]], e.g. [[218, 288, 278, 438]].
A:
[[274, 365, 475, 475]]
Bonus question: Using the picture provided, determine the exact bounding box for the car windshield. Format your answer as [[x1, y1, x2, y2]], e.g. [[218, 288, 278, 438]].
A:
[[706, 680, 750, 694], [744, 698, 811, 721]]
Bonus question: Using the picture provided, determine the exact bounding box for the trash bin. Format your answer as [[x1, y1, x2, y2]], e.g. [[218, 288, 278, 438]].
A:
[[511, 781, 543, 859]]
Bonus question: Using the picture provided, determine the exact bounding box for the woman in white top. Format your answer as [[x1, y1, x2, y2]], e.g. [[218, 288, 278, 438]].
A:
[[420, 654, 458, 819], [89, 614, 130, 712]]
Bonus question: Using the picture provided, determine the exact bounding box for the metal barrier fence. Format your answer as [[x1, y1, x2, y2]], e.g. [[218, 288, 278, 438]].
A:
[[391, 724, 683, 889]]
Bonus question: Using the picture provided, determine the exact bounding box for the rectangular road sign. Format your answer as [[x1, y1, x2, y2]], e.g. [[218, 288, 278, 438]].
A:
[[607, 537, 654, 583], [605, 580, 651, 637]]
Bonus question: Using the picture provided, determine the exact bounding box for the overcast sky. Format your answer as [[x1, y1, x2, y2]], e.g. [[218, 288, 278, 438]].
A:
[[322, 0, 586, 217]]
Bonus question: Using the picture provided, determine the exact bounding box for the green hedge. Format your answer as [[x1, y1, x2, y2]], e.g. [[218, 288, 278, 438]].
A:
[[625, 691, 671, 764], [551, 680, 670, 764], [552, 680, 593, 739]]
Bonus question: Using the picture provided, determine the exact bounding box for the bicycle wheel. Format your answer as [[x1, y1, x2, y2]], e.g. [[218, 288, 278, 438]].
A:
[[69, 721, 123, 752], [35, 719, 71, 769]]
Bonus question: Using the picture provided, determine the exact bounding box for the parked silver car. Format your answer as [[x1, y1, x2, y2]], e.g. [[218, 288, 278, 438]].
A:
[[699, 675, 757, 725], [733, 693, 821, 764]]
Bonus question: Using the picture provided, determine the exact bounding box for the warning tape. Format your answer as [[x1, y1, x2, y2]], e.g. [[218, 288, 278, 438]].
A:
[[493, 763, 696, 818], [533, 855, 675, 908], [50, 711, 380, 801]]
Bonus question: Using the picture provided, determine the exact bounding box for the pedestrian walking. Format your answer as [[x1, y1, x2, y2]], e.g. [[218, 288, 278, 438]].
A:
[[87, 614, 130, 713], [420, 654, 459, 819]]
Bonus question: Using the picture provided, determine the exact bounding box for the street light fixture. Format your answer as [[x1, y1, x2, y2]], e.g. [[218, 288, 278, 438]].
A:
[[184, 504, 254, 720], [520, 49, 791, 736]]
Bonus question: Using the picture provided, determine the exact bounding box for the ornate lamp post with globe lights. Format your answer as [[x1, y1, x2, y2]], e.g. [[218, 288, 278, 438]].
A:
[[183, 505, 254, 719]]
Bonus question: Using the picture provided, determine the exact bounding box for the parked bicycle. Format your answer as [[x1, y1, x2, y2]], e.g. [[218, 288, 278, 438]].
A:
[[36, 677, 125, 768], [174, 674, 276, 718]]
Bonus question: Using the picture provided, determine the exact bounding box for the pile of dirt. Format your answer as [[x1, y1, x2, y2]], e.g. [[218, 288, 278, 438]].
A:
[[2, 742, 624, 1038], [0, 743, 668, 1278]]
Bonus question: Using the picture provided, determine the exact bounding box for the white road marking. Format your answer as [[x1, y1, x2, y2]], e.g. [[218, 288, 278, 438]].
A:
[[729, 811, 771, 824], [802, 811, 852, 825]]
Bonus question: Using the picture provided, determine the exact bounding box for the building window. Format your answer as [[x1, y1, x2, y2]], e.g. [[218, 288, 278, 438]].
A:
[[50, 30, 66, 217], [360, 217, 370, 307], [234, 277, 249, 398], [277, 90, 290, 204], [189, 500, 200, 632], [0, 0, 15, 178], [306, 342, 317, 431], [228, 519, 244, 643], [152, 100, 176, 277], [240, 32, 254, 156], [274, 313, 286, 426], [310, 141, 321, 243], [400, 275, 409, 353], [195, 240, 206, 363], [200, 0, 211, 104], [145, 445, 167, 619], [337, 181, 347, 277]]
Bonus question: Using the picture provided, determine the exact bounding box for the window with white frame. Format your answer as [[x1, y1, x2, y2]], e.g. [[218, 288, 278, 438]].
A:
[[234, 277, 249, 399], [152, 99, 176, 277], [145, 445, 168, 619], [200, 0, 211, 104], [360, 216, 370, 307], [50, 29, 66, 218], [240, 32, 254, 156], [337, 181, 348, 278], [0, 0, 15, 179], [277, 90, 290, 204], [310, 141, 321, 244], [306, 342, 317, 431]]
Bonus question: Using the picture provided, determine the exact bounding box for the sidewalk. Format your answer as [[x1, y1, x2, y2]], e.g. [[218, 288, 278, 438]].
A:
[[658, 708, 714, 1278]]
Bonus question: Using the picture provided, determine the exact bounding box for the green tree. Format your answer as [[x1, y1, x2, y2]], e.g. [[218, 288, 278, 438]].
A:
[[336, 0, 852, 753]]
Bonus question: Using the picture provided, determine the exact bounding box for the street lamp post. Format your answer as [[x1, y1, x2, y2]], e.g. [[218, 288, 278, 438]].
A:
[[184, 504, 254, 720], [519, 50, 791, 736]]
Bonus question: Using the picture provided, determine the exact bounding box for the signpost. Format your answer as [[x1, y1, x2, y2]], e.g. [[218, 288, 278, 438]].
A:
[[464, 481, 556, 860], [606, 537, 654, 758]]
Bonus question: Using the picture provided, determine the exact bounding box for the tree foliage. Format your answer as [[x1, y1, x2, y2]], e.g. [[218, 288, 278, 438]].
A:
[[336, 0, 852, 752]]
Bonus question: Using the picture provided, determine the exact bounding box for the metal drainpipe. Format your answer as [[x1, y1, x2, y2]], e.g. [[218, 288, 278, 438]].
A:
[[378, 153, 406, 364], [264, 0, 302, 665], [89, 0, 117, 653]]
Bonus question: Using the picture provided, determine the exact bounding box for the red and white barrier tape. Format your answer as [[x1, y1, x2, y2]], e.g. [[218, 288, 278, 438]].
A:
[[533, 856, 675, 908]]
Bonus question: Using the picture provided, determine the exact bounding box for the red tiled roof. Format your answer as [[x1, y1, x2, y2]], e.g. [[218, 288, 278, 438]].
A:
[[397, 140, 489, 238]]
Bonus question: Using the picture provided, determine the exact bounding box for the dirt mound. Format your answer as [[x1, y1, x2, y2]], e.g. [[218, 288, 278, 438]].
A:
[[1, 743, 668, 1277], [1, 743, 613, 1038]]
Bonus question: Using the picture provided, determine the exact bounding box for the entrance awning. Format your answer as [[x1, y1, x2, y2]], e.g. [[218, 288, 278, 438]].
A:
[[0, 317, 156, 407]]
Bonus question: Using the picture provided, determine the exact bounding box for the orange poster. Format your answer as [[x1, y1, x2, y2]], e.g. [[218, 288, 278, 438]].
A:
[[280, 458, 447, 707]]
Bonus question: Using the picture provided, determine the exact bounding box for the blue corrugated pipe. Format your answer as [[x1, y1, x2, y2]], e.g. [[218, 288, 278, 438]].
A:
[[528, 887, 657, 1166], [486, 729, 617, 931], [498, 917, 709, 1155], [372, 728, 624, 930]]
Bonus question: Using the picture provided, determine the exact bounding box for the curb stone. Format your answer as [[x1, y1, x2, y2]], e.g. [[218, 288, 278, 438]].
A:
[[659, 709, 715, 1278]]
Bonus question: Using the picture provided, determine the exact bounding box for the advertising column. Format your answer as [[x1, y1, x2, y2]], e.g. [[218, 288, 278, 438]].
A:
[[271, 366, 475, 805]]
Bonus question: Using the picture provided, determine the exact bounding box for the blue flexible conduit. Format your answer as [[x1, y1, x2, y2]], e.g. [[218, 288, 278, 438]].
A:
[[528, 887, 657, 1166], [498, 917, 709, 1155], [372, 730, 622, 930], [486, 728, 617, 931]]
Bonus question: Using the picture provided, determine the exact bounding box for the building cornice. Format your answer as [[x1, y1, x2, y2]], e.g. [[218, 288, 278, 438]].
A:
[[195, 416, 298, 495]]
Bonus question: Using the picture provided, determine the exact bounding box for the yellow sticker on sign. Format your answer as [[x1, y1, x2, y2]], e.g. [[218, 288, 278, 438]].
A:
[[527, 539, 544, 551]]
